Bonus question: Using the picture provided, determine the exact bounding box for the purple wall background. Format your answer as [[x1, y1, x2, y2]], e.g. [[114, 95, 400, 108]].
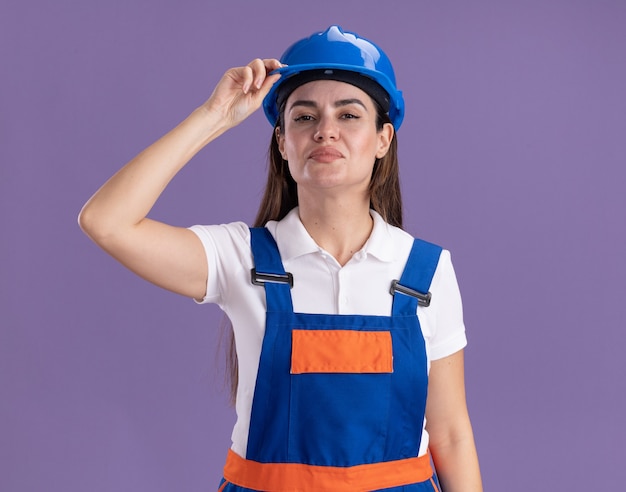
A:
[[2, 1, 625, 490]]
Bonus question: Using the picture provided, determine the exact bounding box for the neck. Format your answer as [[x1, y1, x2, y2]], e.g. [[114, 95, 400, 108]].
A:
[[297, 191, 373, 266]]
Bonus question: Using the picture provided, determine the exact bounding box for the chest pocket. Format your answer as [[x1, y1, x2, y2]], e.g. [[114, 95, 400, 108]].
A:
[[291, 329, 393, 374]]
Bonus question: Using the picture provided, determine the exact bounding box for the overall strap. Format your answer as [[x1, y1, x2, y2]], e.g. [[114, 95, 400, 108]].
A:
[[249, 227, 294, 312], [391, 238, 443, 316]]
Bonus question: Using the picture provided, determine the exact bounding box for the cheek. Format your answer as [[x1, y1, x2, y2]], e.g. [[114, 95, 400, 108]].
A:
[[282, 141, 296, 161], [281, 132, 306, 161], [359, 136, 383, 160]]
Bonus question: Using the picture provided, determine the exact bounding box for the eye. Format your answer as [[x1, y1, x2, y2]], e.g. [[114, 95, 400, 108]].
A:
[[294, 114, 315, 122], [340, 113, 360, 120]]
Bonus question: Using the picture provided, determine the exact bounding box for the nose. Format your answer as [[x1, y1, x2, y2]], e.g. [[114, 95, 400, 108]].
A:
[[314, 116, 337, 142]]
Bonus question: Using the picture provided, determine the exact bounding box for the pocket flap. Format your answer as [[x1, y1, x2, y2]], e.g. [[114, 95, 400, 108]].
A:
[[291, 329, 393, 374]]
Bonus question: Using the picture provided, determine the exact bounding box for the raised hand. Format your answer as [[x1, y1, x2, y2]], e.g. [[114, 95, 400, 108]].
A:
[[202, 58, 283, 128]]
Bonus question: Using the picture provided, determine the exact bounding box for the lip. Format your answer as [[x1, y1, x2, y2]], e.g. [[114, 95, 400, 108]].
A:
[[308, 147, 344, 163]]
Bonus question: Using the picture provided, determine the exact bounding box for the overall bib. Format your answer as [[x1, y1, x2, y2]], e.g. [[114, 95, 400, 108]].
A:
[[219, 228, 443, 492]]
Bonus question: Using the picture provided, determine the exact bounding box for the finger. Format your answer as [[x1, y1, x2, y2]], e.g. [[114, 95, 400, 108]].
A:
[[240, 65, 255, 94], [260, 70, 282, 92], [262, 58, 284, 73], [246, 71, 280, 104], [247, 58, 268, 90]]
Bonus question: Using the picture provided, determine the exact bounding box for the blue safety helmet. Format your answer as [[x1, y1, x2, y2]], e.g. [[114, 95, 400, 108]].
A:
[[263, 26, 405, 130]]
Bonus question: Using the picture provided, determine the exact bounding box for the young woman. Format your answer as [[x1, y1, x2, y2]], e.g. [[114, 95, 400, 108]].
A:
[[79, 26, 482, 492]]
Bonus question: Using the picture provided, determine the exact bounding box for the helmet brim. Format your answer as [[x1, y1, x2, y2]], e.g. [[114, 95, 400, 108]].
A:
[[263, 63, 404, 129]]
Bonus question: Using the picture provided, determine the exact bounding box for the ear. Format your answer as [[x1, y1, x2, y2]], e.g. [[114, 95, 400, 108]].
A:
[[275, 126, 287, 160], [375, 122, 394, 159]]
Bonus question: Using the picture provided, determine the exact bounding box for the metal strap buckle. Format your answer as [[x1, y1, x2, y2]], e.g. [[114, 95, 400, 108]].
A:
[[390, 279, 432, 307], [251, 268, 294, 288]]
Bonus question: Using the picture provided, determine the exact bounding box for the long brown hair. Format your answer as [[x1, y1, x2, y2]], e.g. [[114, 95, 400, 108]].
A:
[[225, 104, 403, 403]]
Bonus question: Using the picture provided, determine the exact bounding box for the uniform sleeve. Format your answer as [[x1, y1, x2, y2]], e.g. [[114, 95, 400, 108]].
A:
[[188, 222, 251, 305], [424, 249, 468, 360]]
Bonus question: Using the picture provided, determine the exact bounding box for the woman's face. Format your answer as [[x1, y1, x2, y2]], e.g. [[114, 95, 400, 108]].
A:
[[277, 80, 394, 197]]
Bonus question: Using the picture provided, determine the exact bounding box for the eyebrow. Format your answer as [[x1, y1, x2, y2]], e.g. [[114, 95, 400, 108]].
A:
[[288, 98, 368, 112]]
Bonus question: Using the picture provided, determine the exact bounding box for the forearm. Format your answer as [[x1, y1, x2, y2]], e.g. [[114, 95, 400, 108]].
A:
[[78, 106, 227, 240], [431, 433, 482, 492], [426, 352, 482, 491]]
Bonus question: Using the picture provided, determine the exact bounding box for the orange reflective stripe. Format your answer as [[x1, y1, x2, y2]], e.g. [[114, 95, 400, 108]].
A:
[[430, 476, 440, 492], [223, 449, 433, 492], [291, 329, 393, 374]]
